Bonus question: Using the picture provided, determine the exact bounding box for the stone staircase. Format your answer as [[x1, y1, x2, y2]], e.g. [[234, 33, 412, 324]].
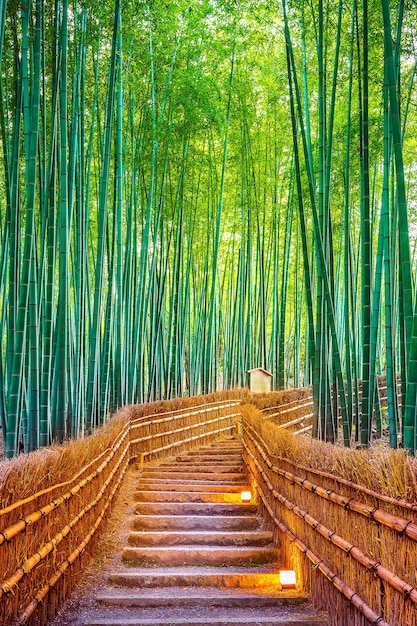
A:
[[82, 438, 328, 626]]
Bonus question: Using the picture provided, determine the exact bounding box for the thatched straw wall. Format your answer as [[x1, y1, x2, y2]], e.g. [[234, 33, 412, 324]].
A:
[[1, 384, 415, 626], [242, 403, 417, 626], [0, 390, 243, 626]]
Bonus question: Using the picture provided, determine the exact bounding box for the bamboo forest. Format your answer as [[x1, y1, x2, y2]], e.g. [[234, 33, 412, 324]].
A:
[[0, 0, 417, 458]]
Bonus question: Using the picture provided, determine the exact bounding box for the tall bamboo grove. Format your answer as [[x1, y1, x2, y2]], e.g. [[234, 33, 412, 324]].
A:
[[0, 0, 417, 457]]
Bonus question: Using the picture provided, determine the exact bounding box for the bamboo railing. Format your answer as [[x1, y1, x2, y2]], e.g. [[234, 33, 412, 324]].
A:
[[260, 376, 400, 437], [242, 418, 417, 626], [1, 385, 414, 626], [0, 398, 240, 626]]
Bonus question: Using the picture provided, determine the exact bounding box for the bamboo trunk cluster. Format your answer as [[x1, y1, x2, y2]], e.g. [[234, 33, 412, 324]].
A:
[[0, 0, 416, 456]]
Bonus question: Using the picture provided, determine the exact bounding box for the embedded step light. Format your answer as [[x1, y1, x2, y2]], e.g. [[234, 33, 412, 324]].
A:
[[240, 490, 252, 502], [279, 570, 296, 589]]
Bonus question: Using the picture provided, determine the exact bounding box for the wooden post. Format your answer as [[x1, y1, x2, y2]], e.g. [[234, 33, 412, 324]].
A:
[[137, 452, 145, 471]]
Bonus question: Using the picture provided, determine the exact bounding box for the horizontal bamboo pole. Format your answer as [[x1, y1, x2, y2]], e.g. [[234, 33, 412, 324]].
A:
[[295, 424, 313, 435], [277, 413, 313, 429], [0, 444, 130, 597], [254, 480, 390, 626], [130, 414, 240, 448], [131, 401, 241, 426], [0, 430, 131, 545], [0, 433, 126, 520], [142, 424, 236, 457], [260, 397, 313, 413], [12, 456, 130, 626], [266, 401, 314, 420], [245, 421, 417, 515], [244, 439, 417, 604]]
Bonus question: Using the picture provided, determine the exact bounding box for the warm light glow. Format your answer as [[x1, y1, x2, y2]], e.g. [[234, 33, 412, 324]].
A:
[[279, 570, 296, 588], [241, 490, 251, 502]]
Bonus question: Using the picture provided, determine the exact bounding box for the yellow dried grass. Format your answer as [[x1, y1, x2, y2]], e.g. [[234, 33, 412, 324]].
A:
[[0, 411, 129, 511], [241, 403, 417, 502]]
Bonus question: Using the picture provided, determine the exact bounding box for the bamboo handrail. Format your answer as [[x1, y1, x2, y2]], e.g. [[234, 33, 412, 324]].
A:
[[244, 424, 417, 541], [0, 427, 129, 519], [294, 424, 313, 435], [265, 401, 314, 420], [0, 409, 235, 528], [253, 481, 390, 626], [0, 429, 130, 545], [277, 413, 313, 429], [12, 455, 130, 626], [130, 413, 240, 446], [130, 400, 241, 425], [0, 444, 130, 597], [245, 420, 417, 512], [244, 438, 417, 604], [261, 398, 313, 415], [143, 424, 236, 457]]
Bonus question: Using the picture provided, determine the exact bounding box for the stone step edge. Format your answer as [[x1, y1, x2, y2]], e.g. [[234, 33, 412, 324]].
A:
[[83, 617, 328, 626], [135, 503, 257, 512], [128, 530, 273, 546], [133, 515, 260, 531], [135, 484, 249, 493], [122, 545, 280, 566], [107, 567, 282, 589], [95, 591, 308, 608]]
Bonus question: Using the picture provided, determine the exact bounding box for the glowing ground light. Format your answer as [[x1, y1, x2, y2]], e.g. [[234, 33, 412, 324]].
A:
[[240, 490, 251, 502], [279, 570, 296, 589]]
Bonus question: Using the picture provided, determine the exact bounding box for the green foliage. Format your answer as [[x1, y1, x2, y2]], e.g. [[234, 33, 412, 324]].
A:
[[0, 0, 417, 455]]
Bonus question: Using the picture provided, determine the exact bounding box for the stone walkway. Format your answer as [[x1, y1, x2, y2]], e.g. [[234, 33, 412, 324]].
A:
[[51, 438, 328, 626]]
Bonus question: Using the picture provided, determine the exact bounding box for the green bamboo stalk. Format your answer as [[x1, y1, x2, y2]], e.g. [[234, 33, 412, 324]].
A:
[[86, 0, 120, 429], [360, 0, 373, 446]]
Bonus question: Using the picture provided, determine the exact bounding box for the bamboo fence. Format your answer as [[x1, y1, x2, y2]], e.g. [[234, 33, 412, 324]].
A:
[[1, 385, 415, 626], [258, 377, 398, 438], [0, 395, 241, 626], [242, 412, 417, 626]]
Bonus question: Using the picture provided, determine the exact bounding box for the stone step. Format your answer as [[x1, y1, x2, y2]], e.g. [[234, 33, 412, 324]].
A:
[[137, 477, 248, 487], [194, 450, 243, 455], [174, 455, 243, 463], [144, 464, 243, 473], [122, 546, 279, 566], [95, 587, 308, 608], [133, 515, 260, 531], [185, 448, 243, 456], [107, 566, 281, 588], [134, 502, 257, 516], [83, 608, 328, 626], [128, 530, 273, 547], [134, 491, 248, 503], [140, 471, 245, 482], [136, 482, 247, 493]]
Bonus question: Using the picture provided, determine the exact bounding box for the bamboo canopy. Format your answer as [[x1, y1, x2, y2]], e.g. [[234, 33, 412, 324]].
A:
[[0, 0, 416, 456]]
